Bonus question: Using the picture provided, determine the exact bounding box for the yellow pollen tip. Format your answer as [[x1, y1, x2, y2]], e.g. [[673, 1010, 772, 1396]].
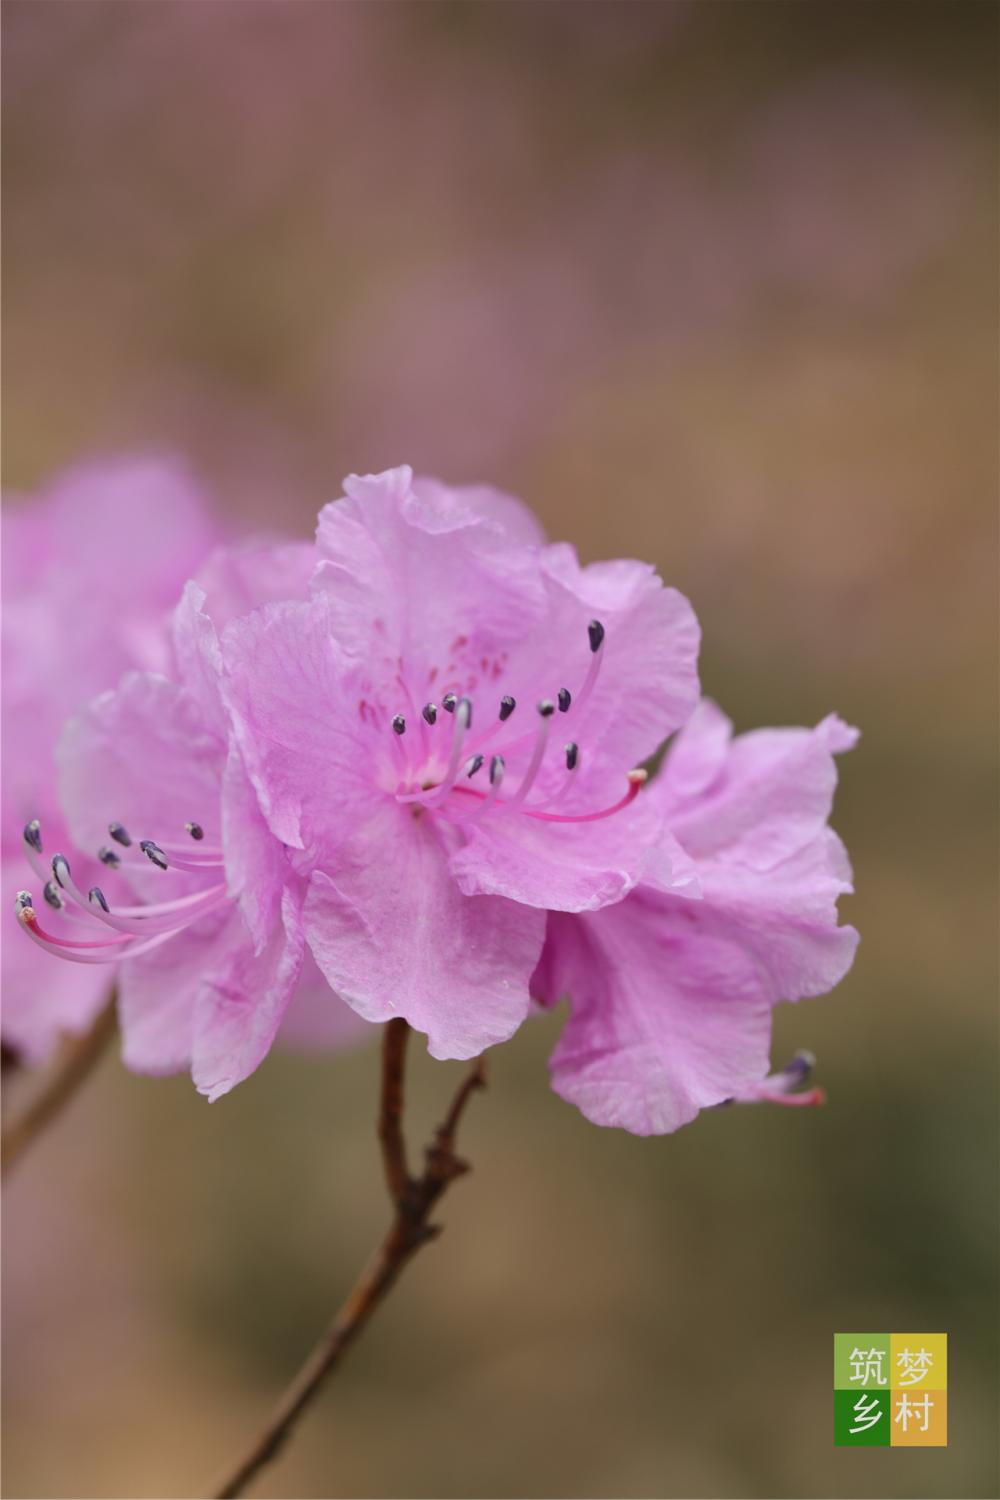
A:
[[627, 768, 649, 786]]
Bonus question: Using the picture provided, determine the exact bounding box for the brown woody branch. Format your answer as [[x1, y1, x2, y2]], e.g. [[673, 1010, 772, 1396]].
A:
[[210, 1020, 487, 1500], [1, 993, 117, 1179]]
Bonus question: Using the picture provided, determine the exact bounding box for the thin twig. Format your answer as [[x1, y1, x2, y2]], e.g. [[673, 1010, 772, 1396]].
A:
[[1, 993, 117, 1180], [377, 1016, 410, 1201], [209, 1025, 487, 1500]]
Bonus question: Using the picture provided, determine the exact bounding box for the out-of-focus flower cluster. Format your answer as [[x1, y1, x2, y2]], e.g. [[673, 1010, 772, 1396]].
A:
[[5, 460, 857, 1133]]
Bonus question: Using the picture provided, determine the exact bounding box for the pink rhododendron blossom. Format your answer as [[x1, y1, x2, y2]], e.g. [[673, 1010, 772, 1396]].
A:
[[222, 466, 701, 1061], [19, 539, 367, 1099], [533, 701, 859, 1134], [15, 461, 858, 1128], [2, 458, 219, 1063]]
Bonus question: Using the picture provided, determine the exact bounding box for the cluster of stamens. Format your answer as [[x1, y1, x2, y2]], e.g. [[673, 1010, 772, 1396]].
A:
[[15, 620, 647, 964], [386, 619, 647, 825], [15, 815, 227, 967]]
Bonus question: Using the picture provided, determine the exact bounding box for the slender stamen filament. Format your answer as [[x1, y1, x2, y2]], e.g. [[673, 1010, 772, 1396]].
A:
[[505, 702, 554, 808], [146, 839, 223, 860], [468, 755, 506, 820], [468, 618, 605, 766], [568, 619, 604, 720], [402, 697, 472, 807], [107, 884, 228, 919], [525, 741, 580, 812], [49, 853, 225, 936], [388, 618, 636, 827], [451, 768, 647, 824], [464, 694, 517, 756], [17, 904, 182, 965], [16, 818, 230, 968], [139, 845, 224, 874], [19, 907, 132, 949]]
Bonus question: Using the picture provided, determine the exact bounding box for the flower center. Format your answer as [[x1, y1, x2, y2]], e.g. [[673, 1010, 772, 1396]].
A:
[[386, 619, 647, 826]]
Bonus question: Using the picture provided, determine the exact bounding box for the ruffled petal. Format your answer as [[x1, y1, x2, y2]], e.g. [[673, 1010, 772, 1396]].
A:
[[303, 802, 544, 1060], [541, 898, 773, 1135], [171, 582, 226, 735], [410, 476, 547, 548], [192, 888, 305, 1101], [449, 794, 670, 912], [311, 466, 548, 680], [221, 597, 372, 851], [521, 544, 702, 775], [56, 672, 225, 884], [171, 541, 315, 735], [118, 908, 234, 1077], [119, 892, 306, 1097], [193, 538, 315, 631], [656, 706, 859, 871], [276, 947, 374, 1051], [697, 828, 859, 1001], [221, 742, 288, 955]]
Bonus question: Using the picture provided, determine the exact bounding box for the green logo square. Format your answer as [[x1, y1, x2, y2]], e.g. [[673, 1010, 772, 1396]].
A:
[[834, 1333, 891, 1390], [835, 1389, 891, 1445]]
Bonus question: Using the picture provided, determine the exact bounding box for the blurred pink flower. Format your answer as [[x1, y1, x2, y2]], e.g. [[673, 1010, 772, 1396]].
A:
[[2, 457, 219, 1063], [534, 701, 859, 1134], [222, 466, 701, 1060]]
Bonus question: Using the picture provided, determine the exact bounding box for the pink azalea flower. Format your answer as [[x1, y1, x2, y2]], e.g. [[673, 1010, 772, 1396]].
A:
[[18, 536, 369, 1100], [221, 466, 701, 1061], [533, 701, 859, 1134], [2, 457, 219, 1063]]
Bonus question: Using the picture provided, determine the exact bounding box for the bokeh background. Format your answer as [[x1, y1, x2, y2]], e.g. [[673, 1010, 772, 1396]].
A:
[[2, 2, 997, 1497]]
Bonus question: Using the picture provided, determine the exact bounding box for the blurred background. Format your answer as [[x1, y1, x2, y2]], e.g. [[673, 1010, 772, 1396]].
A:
[[2, 2, 997, 1497]]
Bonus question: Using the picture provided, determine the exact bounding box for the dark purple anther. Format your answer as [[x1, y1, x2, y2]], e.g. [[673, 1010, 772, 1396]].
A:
[[140, 840, 169, 871]]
